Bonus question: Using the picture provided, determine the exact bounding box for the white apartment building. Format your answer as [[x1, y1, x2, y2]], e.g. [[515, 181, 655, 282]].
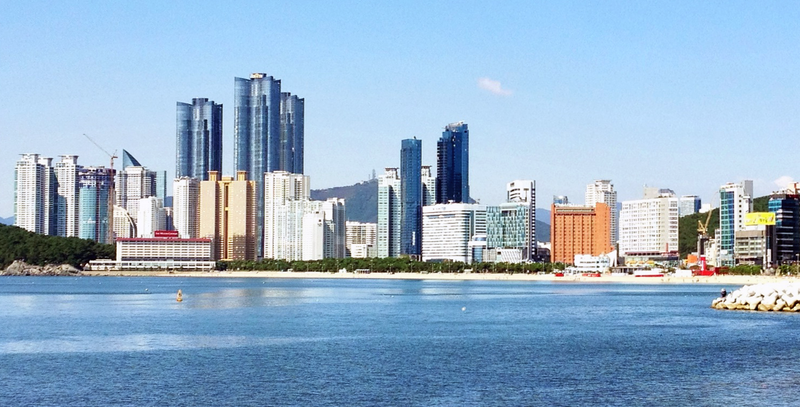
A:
[[116, 165, 156, 224], [619, 189, 679, 257], [346, 221, 377, 258], [422, 203, 487, 263], [586, 180, 617, 246], [55, 155, 80, 237], [264, 171, 311, 261], [377, 168, 402, 258], [507, 180, 534, 203], [421, 165, 436, 207], [136, 196, 166, 238], [14, 153, 55, 235], [113, 205, 136, 238], [173, 177, 200, 238]]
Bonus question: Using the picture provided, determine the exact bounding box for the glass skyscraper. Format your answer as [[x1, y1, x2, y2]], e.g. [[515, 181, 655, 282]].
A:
[[769, 194, 800, 264], [401, 138, 422, 256], [176, 98, 223, 181], [436, 121, 469, 204], [78, 167, 115, 244], [280, 93, 304, 174]]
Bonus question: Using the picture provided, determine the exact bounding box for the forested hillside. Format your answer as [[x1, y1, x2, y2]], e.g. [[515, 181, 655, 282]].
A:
[[678, 196, 769, 257], [0, 224, 114, 269]]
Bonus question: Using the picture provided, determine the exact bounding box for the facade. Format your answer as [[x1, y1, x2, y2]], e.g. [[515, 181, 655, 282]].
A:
[[436, 122, 469, 204], [263, 171, 311, 261], [14, 153, 56, 235], [78, 167, 116, 243], [116, 155, 157, 224], [198, 171, 256, 261], [302, 198, 346, 260], [422, 203, 486, 263], [619, 189, 679, 258], [768, 193, 800, 264], [421, 165, 436, 206], [486, 202, 530, 252], [88, 237, 215, 271], [173, 177, 200, 239], [113, 205, 136, 239], [345, 221, 377, 258], [279, 93, 305, 174], [136, 196, 166, 238], [719, 180, 753, 266], [54, 155, 80, 237], [176, 98, 223, 181], [734, 227, 770, 266], [400, 138, 422, 257], [377, 168, 402, 258], [679, 195, 701, 217], [585, 180, 617, 247], [550, 203, 613, 264]]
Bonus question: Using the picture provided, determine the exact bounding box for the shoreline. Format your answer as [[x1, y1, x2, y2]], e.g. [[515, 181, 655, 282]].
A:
[[79, 270, 800, 285]]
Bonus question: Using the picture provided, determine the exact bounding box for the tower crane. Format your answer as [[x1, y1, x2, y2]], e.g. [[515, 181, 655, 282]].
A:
[[82, 134, 118, 244], [696, 210, 713, 273]]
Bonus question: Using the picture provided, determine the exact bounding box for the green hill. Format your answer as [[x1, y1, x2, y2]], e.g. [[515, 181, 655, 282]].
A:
[[0, 224, 114, 269], [678, 195, 769, 258]]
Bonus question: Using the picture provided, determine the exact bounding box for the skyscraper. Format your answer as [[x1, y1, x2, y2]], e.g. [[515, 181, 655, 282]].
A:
[[14, 153, 56, 235], [422, 203, 486, 263], [263, 171, 311, 261], [280, 93, 304, 174], [421, 165, 436, 207], [550, 202, 613, 264], [585, 180, 618, 247], [718, 180, 754, 266], [768, 193, 800, 264], [55, 155, 80, 237], [377, 168, 401, 258], [234, 73, 304, 258], [400, 138, 422, 257], [619, 188, 679, 258], [136, 196, 166, 238], [173, 177, 200, 239], [78, 166, 115, 243], [436, 122, 469, 204], [199, 171, 256, 261], [486, 180, 537, 261], [176, 98, 223, 181], [679, 195, 701, 217]]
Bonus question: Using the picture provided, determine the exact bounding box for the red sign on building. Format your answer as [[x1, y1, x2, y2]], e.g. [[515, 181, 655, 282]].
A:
[[154, 230, 180, 238]]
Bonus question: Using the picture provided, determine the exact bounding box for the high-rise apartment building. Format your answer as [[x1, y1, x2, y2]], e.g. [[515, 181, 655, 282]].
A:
[[116, 150, 157, 225], [176, 98, 223, 181], [280, 93, 304, 174], [78, 167, 115, 244], [421, 165, 436, 206], [55, 155, 80, 237], [346, 221, 377, 258], [377, 168, 402, 258], [113, 205, 136, 239], [263, 171, 311, 261], [422, 203, 486, 263], [768, 193, 800, 264], [436, 122, 469, 204], [550, 203, 613, 264], [400, 138, 422, 257], [199, 171, 256, 261], [234, 73, 304, 258], [585, 180, 617, 247], [679, 195, 701, 217], [173, 177, 200, 239], [619, 188, 679, 258], [302, 198, 346, 260], [136, 196, 166, 238], [14, 154, 56, 235], [719, 180, 753, 265]]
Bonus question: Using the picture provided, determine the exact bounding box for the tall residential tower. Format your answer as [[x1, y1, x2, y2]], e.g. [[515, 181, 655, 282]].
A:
[[176, 98, 223, 181], [436, 122, 469, 204]]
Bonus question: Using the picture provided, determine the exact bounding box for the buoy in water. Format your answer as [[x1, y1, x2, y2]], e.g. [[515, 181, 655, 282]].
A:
[[462, 307, 466, 311], [176, 289, 183, 302]]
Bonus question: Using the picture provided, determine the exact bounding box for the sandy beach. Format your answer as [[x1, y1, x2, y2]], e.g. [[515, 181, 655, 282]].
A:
[[81, 270, 800, 286]]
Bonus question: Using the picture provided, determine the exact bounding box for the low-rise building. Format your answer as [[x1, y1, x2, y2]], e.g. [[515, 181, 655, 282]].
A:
[[88, 234, 214, 270]]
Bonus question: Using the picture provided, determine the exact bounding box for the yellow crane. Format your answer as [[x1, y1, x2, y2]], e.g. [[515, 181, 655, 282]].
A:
[[82, 134, 118, 244], [696, 210, 713, 272]]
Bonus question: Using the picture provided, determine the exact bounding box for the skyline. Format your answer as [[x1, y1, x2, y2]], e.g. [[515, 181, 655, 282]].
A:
[[3, 2, 799, 218]]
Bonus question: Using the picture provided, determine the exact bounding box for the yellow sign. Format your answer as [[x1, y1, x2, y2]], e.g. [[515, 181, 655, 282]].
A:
[[745, 212, 776, 226]]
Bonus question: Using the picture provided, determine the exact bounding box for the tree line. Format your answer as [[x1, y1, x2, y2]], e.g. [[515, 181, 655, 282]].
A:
[[0, 224, 115, 269]]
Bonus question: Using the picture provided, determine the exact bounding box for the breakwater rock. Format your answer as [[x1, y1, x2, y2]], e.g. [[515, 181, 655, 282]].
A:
[[2, 260, 81, 276], [712, 283, 800, 311]]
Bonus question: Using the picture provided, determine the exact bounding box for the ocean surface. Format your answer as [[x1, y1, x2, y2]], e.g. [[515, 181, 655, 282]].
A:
[[1, 277, 799, 406]]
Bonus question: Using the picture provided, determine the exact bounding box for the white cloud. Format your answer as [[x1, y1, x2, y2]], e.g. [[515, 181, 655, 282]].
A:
[[477, 77, 513, 96], [774, 175, 794, 190]]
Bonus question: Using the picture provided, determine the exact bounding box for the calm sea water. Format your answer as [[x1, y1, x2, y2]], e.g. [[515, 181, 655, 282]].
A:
[[1, 277, 799, 406]]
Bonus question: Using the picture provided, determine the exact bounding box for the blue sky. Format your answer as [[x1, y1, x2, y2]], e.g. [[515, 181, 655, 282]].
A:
[[2, 1, 799, 218]]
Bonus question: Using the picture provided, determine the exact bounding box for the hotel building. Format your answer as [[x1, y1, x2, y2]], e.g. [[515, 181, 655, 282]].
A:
[[550, 203, 613, 264]]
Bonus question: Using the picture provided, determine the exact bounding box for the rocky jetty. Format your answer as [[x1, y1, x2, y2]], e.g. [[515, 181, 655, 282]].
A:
[[2, 260, 81, 276], [712, 283, 800, 311]]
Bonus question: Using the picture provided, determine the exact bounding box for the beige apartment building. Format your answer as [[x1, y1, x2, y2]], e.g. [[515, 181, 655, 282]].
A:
[[199, 171, 256, 260]]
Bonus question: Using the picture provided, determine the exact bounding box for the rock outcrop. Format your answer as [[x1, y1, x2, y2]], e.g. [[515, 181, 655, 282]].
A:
[[712, 283, 800, 311], [2, 260, 82, 276]]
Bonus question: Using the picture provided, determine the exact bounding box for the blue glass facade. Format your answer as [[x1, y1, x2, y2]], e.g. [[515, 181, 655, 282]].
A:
[[280, 93, 304, 174], [176, 98, 223, 181], [719, 190, 735, 252], [436, 122, 469, 204], [78, 167, 114, 244], [769, 194, 800, 264], [401, 139, 422, 256]]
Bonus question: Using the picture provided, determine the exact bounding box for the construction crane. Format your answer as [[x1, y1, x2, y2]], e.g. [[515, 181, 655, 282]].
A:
[[83, 134, 118, 244], [696, 210, 713, 273]]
